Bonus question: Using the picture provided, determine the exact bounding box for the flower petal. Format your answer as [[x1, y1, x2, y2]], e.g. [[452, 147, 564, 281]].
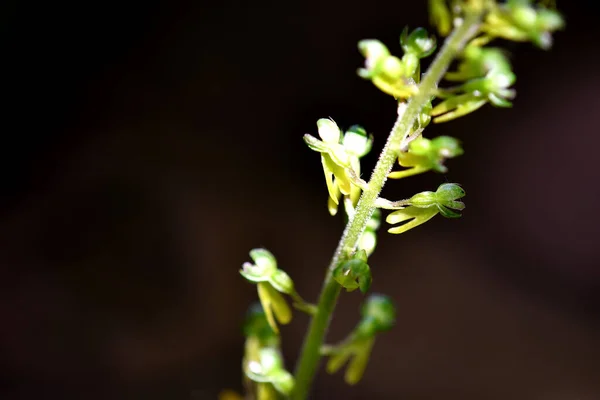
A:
[[317, 118, 341, 144]]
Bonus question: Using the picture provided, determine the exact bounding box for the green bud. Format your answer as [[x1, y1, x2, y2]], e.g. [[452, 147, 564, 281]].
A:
[[269, 270, 294, 294], [402, 53, 420, 79], [434, 183, 466, 218], [333, 252, 372, 294], [360, 294, 396, 333], [418, 99, 433, 128], [430, 136, 463, 159], [343, 125, 372, 158], [358, 210, 381, 257], [366, 208, 381, 231], [408, 183, 465, 213], [358, 231, 377, 258], [400, 27, 437, 59], [408, 136, 433, 155], [435, 182, 465, 202]]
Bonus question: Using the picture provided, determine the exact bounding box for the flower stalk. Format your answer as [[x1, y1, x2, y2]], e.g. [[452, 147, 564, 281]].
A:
[[291, 11, 485, 399]]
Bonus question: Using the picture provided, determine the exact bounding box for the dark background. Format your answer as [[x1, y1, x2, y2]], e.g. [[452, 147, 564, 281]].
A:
[[1, 0, 599, 399]]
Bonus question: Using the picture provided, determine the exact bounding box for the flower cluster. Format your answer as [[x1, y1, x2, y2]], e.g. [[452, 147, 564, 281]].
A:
[[231, 2, 564, 398], [430, 0, 563, 122], [483, 0, 565, 49], [235, 304, 295, 400]]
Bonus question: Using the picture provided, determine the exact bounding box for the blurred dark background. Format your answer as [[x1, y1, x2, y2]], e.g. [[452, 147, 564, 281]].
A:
[[1, 0, 599, 399]]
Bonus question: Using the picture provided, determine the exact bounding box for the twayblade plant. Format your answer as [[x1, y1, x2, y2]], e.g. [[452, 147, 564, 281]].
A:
[[222, 1, 564, 399]]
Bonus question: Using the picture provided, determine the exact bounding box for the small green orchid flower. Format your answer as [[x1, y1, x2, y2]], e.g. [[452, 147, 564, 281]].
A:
[[483, 0, 564, 49], [245, 348, 295, 397], [333, 250, 372, 294], [445, 44, 512, 82], [324, 336, 374, 386], [305, 120, 372, 216], [379, 183, 466, 234], [322, 294, 396, 385], [240, 249, 294, 333], [400, 27, 437, 80], [433, 67, 516, 123], [357, 40, 418, 99], [241, 249, 316, 332], [432, 37, 519, 123], [357, 28, 435, 99], [241, 304, 289, 400], [389, 136, 463, 179]]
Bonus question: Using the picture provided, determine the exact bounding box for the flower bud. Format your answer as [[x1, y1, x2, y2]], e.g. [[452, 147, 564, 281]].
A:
[[343, 125, 372, 158], [360, 294, 396, 332], [333, 251, 372, 294], [270, 270, 294, 294], [400, 27, 437, 59]]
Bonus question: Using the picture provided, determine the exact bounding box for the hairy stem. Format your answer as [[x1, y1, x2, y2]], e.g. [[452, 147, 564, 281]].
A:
[[291, 12, 483, 400]]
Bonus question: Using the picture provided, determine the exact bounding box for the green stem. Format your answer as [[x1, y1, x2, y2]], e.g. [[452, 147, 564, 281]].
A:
[[291, 12, 483, 400]]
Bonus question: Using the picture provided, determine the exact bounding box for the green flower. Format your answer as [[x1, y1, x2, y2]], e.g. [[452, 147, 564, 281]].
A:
[[323, 294, 396, 385], [389, 136, 463, 179], [483, 0, 564, 49], [357, 28, 436, 98], [384, 183, 466, 234], [240, 249, 294, 333], [433, 41, 516, 123], [304, 120, 371, 216], [357, 40, 418, 99], [445, 44, 511, 83], [400, 27, 437, 80], [245, 348, 295, 396], [433, 68, 516, 122]]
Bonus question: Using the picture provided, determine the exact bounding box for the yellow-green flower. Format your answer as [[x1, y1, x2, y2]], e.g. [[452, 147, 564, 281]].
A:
[[483, 0, 564, 49], [240, 249, 294, 333], [382, 183, 466, 234], [389, 136, 463, 179], [323, 294, 396, 385], [304, 119, 372, 216]]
